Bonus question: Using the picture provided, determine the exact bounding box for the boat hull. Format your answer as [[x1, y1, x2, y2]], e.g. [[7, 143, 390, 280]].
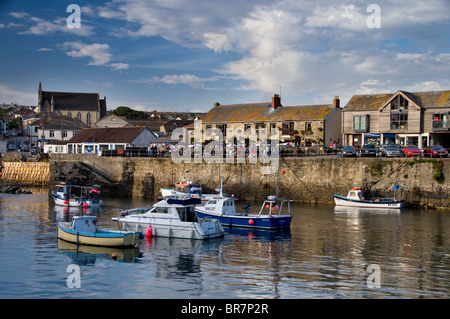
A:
[[57, 222, 141, 247], [333, 194, 404, 209], [52, 193, 103, 207], [195, 210, 292, 229], [117, 217, 224, 240]]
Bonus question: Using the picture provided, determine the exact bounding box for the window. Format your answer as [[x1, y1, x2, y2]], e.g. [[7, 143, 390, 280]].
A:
[[216, 124, 227, 137], [49, 130, 55, 137], [433, 113, 449, 130], [391, 95, 409, 110], [62, 130, 68, 138], [155, 207, 168, 214], [282, 122, 294, 135], [86, 112, 91, 125], [77, 112, 81, 121], [353, 115, 369, 132], [390, 113, 408, 130], [305, 122, 312, 131], [390, 95, 408, 130], [67, 112, 72, 118]]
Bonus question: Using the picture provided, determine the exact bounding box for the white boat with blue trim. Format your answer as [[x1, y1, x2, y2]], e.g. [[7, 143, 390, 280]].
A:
[[195, 194, 293, 229], [52, 183, 103, 208], [333, 187, 404, 209], [112, 197, 225, 240], [57, 215, 141, 247]]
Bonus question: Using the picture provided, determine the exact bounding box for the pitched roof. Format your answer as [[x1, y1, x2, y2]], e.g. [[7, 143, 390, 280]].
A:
[[67, 126, 150, 143], [40, 91, 102, 112], [30, 113, 89, 130], [344, 90, 450, 111], [202, 102, 334, 123]]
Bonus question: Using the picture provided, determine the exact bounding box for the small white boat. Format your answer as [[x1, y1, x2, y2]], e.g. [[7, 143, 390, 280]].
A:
[[195, 195, 293, 229], [57, 216, 141, 247], [112, 197, 225, 240], [52, 183, 103, 208], [333, 187, 404, 209]]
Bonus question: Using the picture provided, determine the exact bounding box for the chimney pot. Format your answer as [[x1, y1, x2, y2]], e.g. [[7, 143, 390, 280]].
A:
[[333, 95, 340, 108], [272, 94, 282, 109]]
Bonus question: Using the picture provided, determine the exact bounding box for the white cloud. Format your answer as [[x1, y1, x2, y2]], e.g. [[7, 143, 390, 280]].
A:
[[61, 42, 112, 66], [13, 14, 94, 36], [137, 74, 219, 89], [0, 84, 36, 105], [59, 42, 130, 71], [110, 63, 130, 70]]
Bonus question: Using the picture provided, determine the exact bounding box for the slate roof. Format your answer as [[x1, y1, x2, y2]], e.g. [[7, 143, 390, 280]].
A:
[[40, 91, 102, 112], [67, 127, 151, 143], [29, 114, 89, 130], [344, 90, 450, 111], [202, 102, 334, 123]]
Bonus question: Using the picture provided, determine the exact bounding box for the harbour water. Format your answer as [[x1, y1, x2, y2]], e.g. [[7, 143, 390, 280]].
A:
[[0, 189, 449, 299]]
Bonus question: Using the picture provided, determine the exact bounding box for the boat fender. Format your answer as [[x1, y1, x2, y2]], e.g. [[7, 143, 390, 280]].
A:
[[64, 200, 68, 205], [146, 227, 153, 237], [248, 219, 254, 225]]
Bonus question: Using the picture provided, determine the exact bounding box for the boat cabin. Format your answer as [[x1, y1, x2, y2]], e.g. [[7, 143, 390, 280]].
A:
[[204, 197, 238, 216], [347, 188, 365, 200], [71, 216, 97, 233], [148, 197, 201, 222]]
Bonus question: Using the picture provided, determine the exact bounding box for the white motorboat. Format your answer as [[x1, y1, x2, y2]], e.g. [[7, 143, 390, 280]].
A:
[[333, 187, 404, 209], [112, 197, 225, 240]]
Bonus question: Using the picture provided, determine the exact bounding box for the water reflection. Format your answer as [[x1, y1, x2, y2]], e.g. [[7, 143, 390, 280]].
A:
[[57, 239, 141, 264], [0, 192, 449, 298]]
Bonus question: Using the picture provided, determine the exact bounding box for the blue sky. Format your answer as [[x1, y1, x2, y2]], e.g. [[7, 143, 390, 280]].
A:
[[0, 0, 449, 113]]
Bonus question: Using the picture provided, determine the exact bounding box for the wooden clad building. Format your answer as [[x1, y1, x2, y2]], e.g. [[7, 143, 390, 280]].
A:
[[342, 90, 450, 148]]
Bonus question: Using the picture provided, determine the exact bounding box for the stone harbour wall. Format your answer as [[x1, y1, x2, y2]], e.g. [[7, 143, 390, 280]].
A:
[[3, 155, 450, 209], [1, 162, 50, 185]]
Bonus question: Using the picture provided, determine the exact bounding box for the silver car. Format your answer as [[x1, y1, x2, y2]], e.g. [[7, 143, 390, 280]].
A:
[[380, 145, 402, 157]]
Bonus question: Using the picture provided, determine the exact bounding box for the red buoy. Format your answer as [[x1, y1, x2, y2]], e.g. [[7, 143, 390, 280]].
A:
[[248, 219, 254, 225], [146, 227, 153, 237], [281, 170, 285, 174], [64, 200, 68, 205]]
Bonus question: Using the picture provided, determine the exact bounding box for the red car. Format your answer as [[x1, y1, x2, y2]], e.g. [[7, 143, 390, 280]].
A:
[[423, 145, 449, 158], [403, 145, 421, 157]]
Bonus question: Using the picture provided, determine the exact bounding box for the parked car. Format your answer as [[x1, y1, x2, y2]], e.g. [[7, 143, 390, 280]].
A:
[[19, 143, 30, 152], [360, 144, 378, 157], [423, 145, 448, 158], [380, 145, 403, 157], [7, 143, 15, 151], [341, 145, 357, 157], [403, 145, 421, 157]]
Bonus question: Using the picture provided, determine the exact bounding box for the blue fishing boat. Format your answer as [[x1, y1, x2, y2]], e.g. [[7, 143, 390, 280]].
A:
[[57, 215, 141, 247], [195, 195, 293, 230]]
